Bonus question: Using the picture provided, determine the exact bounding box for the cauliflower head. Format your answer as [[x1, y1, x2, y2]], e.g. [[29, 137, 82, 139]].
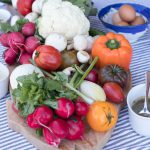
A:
[[37, 0, 90, 40]]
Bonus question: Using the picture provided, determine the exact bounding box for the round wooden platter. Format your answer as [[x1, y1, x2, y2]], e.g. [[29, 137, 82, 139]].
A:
[[5, 65, 132, 150]]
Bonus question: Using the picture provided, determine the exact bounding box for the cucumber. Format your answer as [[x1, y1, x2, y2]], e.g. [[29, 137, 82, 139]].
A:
[[89, 28, 105, 36]]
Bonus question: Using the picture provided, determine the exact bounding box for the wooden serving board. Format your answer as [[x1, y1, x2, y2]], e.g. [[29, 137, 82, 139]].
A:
[[6, 65, 131, 150]]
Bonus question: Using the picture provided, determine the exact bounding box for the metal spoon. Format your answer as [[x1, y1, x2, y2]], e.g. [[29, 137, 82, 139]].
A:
[[139, 71, 150, 115]]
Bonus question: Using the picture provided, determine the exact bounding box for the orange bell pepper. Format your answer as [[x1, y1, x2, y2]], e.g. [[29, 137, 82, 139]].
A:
[[92, 32, 132, 70]]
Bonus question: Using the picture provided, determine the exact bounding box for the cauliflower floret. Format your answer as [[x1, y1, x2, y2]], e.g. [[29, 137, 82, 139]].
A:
[[38, 0, 90, 40]]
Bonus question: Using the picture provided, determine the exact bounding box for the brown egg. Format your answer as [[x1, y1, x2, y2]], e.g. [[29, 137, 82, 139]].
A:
[[131, 16, 145, 26], [112, 12, 122, 25], [116, 21, 129, 26], [119, 4, 136, 22]]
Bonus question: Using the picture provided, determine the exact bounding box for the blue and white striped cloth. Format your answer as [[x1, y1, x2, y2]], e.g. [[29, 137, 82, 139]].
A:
[[1, 15, 150, 150]]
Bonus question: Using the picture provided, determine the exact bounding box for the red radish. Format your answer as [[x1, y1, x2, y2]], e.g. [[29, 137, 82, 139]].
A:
[[33, 105, 53, 126], [26, 113, 41, 129], [8, 32, 25, 50], [75, 101, 89, 117], [17, 0, 34, 16], [55, 98, 75, 119], [85, 69, 98, 83], [43, 125, 61, 147], [4, 48, 17, 65], [22, 22, 36, 36], [19, 53, 32, 64], [0, 33, 9, 47], [49, 119, 69, 139], [25, 36, 40, 54], [67, 116, 85, 140]]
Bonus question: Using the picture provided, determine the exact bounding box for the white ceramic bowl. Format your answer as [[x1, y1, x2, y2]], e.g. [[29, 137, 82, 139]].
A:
[[127, 84, 150, 137], [0, 9, 11, 22], [0, 63, 9, 99]]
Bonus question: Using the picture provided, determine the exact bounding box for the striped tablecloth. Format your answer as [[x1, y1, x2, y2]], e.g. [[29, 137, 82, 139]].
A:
[[1, 14, 150, 150]]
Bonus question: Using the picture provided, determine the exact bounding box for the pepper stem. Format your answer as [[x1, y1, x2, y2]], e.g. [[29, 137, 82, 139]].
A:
[[106, 39, 120, 50]]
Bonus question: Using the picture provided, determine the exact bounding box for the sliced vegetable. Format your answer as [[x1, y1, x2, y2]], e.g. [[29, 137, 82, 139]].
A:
[[103, 82, 125, 104], [98, 64, 128, 88], [87, 101, 118, 132], [55, 98, 75, 119], [34, 45, 62, 71], [79, 80, 106, 102], [92, 32, 132, 70]]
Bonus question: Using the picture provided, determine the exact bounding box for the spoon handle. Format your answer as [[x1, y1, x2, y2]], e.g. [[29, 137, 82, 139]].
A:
[[145, 71, 150, 105]]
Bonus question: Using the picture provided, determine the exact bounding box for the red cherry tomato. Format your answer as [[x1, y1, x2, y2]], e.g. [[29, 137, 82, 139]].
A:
[[17, 0, 34, 16], [34, 45, 62, 71]]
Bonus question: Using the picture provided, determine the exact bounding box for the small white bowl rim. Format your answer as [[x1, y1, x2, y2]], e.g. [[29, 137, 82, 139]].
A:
[[0, 63, 9, 82], [127, 83, 150, 119], [0, 9, 11, 21]]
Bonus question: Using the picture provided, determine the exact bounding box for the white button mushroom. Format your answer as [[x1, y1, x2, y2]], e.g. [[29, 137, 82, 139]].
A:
[[10, 15, 20, 26], [86, 36, 94, 52], [73, 35, 88, 51], [25, 12, 39, 23], [45, 33, 67, 52], [32, 0, 45, 14], [12, 0, 18, 9], [63, 67, 75, 76], [77, 51, 90, 63]]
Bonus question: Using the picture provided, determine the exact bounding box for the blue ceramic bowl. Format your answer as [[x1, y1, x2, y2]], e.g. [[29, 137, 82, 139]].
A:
[[98, 3, 150, 43]]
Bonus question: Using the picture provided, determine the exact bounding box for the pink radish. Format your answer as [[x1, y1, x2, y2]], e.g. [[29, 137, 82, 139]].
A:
[[55, 98, 75, 119], [22, 22, 36, 36], [67, 116, 85, 140], [75, 101, 89, 117], [19, 53, 32, 64], [25, 36, 40, 54], [43, 125, 61, 147], [33, 105, 53, 126], [0, 33, 9, 47], [8, 32, 25, 50], [26, 113, 41, 129], [4, 48, 17, 65], [49, 119, 69, 139]]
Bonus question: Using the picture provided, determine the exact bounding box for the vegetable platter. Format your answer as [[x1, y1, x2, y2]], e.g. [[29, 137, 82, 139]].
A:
[[0, 1, 132, 149]]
